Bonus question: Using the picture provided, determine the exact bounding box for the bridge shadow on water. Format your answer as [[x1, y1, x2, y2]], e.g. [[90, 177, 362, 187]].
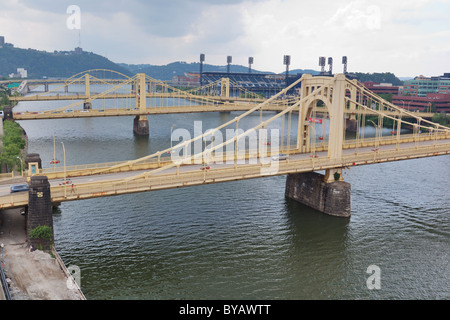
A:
[[282, 197, 352, 255], [133, 134, 150, 158], [280, 198, 360, 299]]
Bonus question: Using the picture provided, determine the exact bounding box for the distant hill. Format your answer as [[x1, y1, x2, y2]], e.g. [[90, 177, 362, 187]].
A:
[[0, 44, 405, 86], [118, 62, 323, 80], [118, 61, 276, 81], [0, 46, 132, 79]]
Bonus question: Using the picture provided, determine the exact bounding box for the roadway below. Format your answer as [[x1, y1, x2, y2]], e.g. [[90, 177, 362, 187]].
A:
[[0, 208, 84, 299]]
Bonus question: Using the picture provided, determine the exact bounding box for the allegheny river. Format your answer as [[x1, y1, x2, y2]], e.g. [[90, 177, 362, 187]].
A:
[[15, 94, 450, 300]]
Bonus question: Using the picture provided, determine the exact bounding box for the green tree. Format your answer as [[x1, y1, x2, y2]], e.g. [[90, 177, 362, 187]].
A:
[[378, 93, 393, 103], [0, 120, 26, 173]]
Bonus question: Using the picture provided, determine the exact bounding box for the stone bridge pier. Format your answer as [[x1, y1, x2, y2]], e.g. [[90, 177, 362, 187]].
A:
[[285, 170, 351, 218], [133, 116, 149, 136], [26, 176, 54, 250]]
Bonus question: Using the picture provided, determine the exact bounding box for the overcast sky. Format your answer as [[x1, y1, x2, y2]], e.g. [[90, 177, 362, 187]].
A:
[[1, 0, 449, 77]]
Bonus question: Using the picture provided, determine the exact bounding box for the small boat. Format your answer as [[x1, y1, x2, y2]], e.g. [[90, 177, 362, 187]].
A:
[[50, 160, 60, 164]]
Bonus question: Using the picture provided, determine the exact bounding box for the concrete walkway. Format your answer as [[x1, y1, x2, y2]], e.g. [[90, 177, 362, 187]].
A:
[[0, 208, 84, 300]]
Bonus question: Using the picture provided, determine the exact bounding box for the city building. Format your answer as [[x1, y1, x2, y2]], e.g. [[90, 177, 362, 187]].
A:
[[9, 68, 28, 79], [17, 68, 27, 78], [392, 94, 450, 113], [170, 74, 200, 87], [0, 36, 4, 47], [363, 81, 399, 95], [393, 73, 450, 113], [399, 74, 450, 97]]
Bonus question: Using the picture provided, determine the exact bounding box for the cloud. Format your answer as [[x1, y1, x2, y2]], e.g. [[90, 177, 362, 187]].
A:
[[327, 1, 382, 32], [0, 0, 449, 76]]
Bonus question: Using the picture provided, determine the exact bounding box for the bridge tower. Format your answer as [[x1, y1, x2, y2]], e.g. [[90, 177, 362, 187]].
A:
[[221, 78, 230, 99], [345, 79, 359, 132], [83, 73, 92, 110], [133, 73, 149, 136], [297, 74, 348, 161], [287, 74, 351, 217]]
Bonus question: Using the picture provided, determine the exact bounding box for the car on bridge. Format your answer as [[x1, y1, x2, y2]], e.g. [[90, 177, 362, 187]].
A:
[[272, 153, 288, 161], [10, 183, 30, 193]]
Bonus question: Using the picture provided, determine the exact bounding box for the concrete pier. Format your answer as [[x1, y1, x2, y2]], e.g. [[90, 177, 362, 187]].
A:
[[133, 115, 149, 136], [285, 171, 351, 218], [3, 106, 13, 121], [27, 176, 54, 250], [346, 118, 358, 132]]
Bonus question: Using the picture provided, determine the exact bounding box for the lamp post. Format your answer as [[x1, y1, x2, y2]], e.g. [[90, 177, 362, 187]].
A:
[[16, 156, 23, 176], [227, 56, 232, 74], [170, 124, 175, 150], [200, 54, 205, 87], [61, 142, 66, 198], [283, 55, 291, 88], [368, 119, 381, 148]]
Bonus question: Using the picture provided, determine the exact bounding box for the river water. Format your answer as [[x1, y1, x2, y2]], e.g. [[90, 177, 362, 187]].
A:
[[15, 87, 449, 300]]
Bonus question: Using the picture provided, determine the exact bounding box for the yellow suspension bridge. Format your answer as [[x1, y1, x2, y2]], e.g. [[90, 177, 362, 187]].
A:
[[6, 69, 437, 120], [1, 73, 449, 215]]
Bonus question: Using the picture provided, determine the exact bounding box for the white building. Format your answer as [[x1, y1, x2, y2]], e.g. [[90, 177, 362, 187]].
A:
[[17, 68, 27, 78]]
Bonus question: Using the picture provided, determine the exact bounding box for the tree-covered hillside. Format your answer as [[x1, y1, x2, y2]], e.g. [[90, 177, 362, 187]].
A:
[[352, 72, 403, 85], [0, 47, 132, 79], [0, 45, 405, 85]]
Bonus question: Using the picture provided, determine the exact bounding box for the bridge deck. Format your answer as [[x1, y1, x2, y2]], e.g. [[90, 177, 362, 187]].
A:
[[1, 138, 448, 209], [12, 106, 436, 120]]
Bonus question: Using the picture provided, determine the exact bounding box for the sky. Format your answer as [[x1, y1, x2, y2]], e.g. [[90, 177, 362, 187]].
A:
[[1, 0, 449, 77]]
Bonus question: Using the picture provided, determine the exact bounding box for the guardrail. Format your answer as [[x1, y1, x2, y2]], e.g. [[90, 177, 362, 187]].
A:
[[1, 247, 12, 300]]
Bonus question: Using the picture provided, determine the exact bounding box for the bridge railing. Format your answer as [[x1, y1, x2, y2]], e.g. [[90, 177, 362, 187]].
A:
[[44, 140, 450, 205], [1, 139, 449, 209]]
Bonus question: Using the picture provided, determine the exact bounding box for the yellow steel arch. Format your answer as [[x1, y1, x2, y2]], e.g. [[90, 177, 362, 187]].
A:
[[65, 69, 132, 83]]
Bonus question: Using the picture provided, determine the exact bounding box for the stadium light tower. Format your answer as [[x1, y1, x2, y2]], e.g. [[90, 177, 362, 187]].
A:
[[319, 57, 326, 75], [248, 57, 253, 74], [342, 56, 348, 74], [227, 56, 232, 74], [328, 57, 333, 75], [283, 55, 291, 87], [200, 53, 205, 86]]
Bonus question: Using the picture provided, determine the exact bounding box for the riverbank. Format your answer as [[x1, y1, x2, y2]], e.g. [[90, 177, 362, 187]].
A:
[[0, 208, 85, 300]]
